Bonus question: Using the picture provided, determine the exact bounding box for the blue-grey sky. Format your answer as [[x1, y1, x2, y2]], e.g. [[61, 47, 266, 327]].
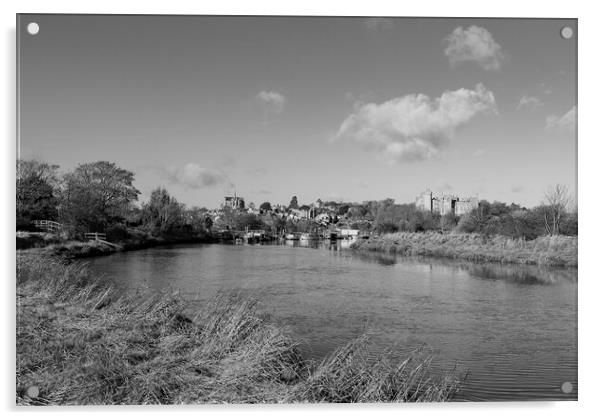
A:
[[18, 15, 576, 208]]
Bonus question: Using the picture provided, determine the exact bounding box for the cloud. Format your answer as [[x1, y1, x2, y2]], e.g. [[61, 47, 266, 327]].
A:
[[517, 95, 543, 110], [364, 18, 394, 32], [245, 167, 268, 176], [511, 185, 524, 193], [345, 91, 377, 111], [545, 106, 576, 132], [165, 163, 231, 190], [256, 90, 286, 114], [333, 83, 497, 163], [473, 149, 485, 157], [444, 26, 504, 71]]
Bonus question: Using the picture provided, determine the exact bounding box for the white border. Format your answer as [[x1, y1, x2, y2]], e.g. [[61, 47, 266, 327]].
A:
[[2, 1, 600, 419]]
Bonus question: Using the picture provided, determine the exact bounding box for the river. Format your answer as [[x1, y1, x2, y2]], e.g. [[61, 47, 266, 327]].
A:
[[85, 241, 577, 401]]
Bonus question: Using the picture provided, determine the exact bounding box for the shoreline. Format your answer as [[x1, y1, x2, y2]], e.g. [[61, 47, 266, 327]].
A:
[[18, 231, 579, 268], [16, 254, 461, 404], [17, 231, 219, 259], [350, 232, 577, 268]]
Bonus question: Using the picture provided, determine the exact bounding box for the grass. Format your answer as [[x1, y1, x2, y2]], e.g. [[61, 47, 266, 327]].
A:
[[351, 232, 577, 267], [16, 231, 63, 250], [16, 227, 217, 259], [16, 254, 461, 405]]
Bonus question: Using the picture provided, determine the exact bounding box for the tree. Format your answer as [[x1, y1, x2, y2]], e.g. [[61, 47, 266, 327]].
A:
[[234, 213, 265, 231], [16, 172, 59, 228], [259, 201, 272, 212], [542, 184, 571, 236], [16, 159, 61, 228], [183, 206, 210, 233], [142, 188, 184, 234], [60, 161, 140, 232], [440, 212, 459, 232], [337, 204, 350, 216], [288, 196, 299, 210], [17, 159, 60, 187]]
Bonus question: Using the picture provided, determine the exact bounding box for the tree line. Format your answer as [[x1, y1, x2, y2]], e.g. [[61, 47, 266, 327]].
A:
[[16, 158, 577, 241], [360, 186, 577, 239], [16, 159, 212, 240]]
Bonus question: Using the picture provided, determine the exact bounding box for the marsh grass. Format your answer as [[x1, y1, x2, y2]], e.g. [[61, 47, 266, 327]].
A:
[[352, 232, 577, 267], [16, 254, 461, 405]]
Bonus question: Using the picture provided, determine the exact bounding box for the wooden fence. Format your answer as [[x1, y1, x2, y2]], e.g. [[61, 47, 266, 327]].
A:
[[33, 220, 62, 232], [84, 232, 107, 241]]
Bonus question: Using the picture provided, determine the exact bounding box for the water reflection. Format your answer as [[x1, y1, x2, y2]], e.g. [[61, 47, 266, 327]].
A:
[[348, 251, 577, 286], [85, 243, 577, 401]]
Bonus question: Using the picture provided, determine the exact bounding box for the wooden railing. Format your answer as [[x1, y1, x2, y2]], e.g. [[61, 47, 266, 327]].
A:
[[33, 220, 62, 232], [84, 232, 107, 241]]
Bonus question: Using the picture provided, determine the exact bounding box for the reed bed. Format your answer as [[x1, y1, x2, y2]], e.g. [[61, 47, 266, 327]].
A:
[[351, 232, 577, 267], [16, 254, 461, 405]]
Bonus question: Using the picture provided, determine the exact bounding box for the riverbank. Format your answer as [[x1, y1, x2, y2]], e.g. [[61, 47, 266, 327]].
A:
[[16, 254, 460, 404], [351, 232, 577, 267], [16, 230, 218, 259]]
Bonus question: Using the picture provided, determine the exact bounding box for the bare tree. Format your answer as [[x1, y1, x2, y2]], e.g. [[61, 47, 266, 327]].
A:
[[542, 184, 571, 236]]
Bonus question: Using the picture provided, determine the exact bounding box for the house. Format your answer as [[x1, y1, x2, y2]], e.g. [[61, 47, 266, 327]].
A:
[[223, 195, 245, 210], [298, 205, 311, 219]]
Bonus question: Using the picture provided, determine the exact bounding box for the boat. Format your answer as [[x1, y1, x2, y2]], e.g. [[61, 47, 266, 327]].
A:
[[300, 233, 319, 241]]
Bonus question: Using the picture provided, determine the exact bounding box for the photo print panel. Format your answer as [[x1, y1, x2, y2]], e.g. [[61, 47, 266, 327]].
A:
[[16, 14, 577, 405]]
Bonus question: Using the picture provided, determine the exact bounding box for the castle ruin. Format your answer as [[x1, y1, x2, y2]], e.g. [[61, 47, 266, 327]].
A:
[[415, 190, 478, 216]]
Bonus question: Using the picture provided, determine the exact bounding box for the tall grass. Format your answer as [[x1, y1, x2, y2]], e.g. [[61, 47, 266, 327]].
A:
[[351, 232, 577, 267], [16, 254, 461, 405]]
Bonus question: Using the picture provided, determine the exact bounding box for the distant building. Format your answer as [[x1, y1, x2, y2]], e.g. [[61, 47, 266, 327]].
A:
[[416, 190, 478, 216], [223, 195, 245, 210], [298, 205, 311, 219]]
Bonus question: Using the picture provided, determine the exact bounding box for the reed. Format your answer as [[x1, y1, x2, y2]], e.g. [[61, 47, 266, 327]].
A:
[[16, 254, 460, 405], [351, 232, 577, 267]]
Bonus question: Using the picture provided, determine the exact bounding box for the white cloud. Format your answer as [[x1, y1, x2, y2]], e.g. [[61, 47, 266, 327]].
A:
[[473, 149, 485, 157], [256, 90, 286, 114], [517, 95, 543, 110], [545, 106, 576, 132], [166, 163, 230, 190], [444, 25, 504, 71], [333, 83, 497, 163], [364, 18, 394, 32]]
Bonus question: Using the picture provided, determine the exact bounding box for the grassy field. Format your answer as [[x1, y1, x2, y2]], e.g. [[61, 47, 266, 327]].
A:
[[351, 232, 577, 267], [16, 254, 461, 405]]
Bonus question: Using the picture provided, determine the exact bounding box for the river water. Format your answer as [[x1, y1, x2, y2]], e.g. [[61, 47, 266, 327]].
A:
[[86, 241, 577, 401]]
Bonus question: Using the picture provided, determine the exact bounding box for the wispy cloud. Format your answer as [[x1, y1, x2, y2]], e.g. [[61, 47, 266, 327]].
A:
[[332, 84, 497, 163], [245, 167, 268, 176], [256, 90, 286, 114], [545, 106, 576, 132], [364, 17, 394, 32], [473, 149, 485, 157], [517, 95, 543, 110], [444, 26, 504, 71], [163, 163, 232, 190], [344, 91, 375, 108], [511, 185, 524, 193]]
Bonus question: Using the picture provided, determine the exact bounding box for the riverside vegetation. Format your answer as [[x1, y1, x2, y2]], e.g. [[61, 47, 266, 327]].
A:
[[351, 232, 577, 267], [17, 158, 577, 265], [16, 254, 462, 405]]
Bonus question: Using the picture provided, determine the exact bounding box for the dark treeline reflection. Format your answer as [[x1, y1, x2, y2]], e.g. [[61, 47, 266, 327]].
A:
[[348, 251, 577, 285]]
